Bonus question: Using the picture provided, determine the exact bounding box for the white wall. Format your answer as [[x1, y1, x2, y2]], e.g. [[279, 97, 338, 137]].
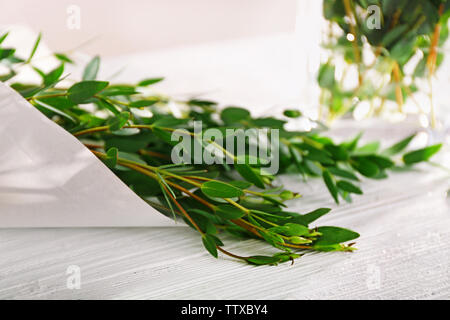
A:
[[0, 0, 297, 55]]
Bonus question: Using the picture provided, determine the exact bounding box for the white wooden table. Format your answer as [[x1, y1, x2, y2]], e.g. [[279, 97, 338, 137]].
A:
[[1, 162, 449, 299], [1, 33, 449, 300]]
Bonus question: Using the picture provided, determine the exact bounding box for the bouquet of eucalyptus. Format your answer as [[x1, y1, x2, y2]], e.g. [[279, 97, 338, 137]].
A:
[[0, 32, 442, 265], [319, 0, 450, 125]]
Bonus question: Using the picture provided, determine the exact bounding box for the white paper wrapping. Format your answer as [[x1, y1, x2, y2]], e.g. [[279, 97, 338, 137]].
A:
[[0, 82, 177, 227]]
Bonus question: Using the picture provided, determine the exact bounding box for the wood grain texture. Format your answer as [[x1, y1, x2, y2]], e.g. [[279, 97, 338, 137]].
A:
[[0, 32, 449, 299], [1, 167, 449, 299]]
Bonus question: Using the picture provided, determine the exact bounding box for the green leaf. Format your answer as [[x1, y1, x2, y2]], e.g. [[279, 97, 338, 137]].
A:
[[328, 167, 359, 181], [103, 147, 118, 168], [35, 96, 74, 110], [390, 37, 415, 65], [289, 236, 312, 244], [365, 155, 395, 169], [44, 64, 64, 86], [251, 117, 286, 129], [153, 117, 190, 128], [314, 226, 360, 246], [381, 25, 409, 47], [240, 201, 281, 214], [235, 154, 268, 166], [249, 209, 287, 221], [247, 255, 280, 266], [117, 151, 146, 166], [353, 141, 380, 156], [318, 62, 336, 89], [235, 164, 265, 189], [100, 86, 138, 97], [283, 109, 302, 118], [403, 144, 442, 165], [26, 32, 41, 63], [382, 134, 416, 156], [0, 48, 16, 61], [341, 132, 362, 151], [0, 31, 9, 45], [304, 160, 322, 176], [336, 180, 363, 195], [202, 234, 218, 258], [67, 81, 109, 104], [83, 56, 100, 80], [228, 180, 253, 189], [280, 190, 295, 200], [33, 99, 76, 123], [0, 69, 16, 81], [324, 144, 349, 161], [312, 244, 344, 252], [186, 210, 218, 235], [187, 99, 217, 107], [129, 99, 158, 108], [215, 204, 246, 220], [261, 231, 285, 248], [413, 55, 427, 77], [221, 107, 250, 125], [107, 111, 130, 131], [201, 181, 244, 198], [209, 234, 224, 246], [159, 184, 176, 219], [269, 223, 309, 237], [54, 53, 74, 64], [351, 157, 379, 177], [260, 195, 287, 207], [323, 169, 339, 204], [289, 145, 302, 164], [32, 67, 45, 79], [187, 208, 222, 224], [137, 77, 164, 86], [96, 98, 119, 115], [105, 132, 152, 152], [8, 55, 25, 64], [153, 127, 178, 146], [299, 208, 331, 225], [305, 147, 334, 164]]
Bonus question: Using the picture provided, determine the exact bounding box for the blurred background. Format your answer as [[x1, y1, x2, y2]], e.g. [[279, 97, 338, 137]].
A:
[[1, 0, 449, 130], [0, 0, 324, 119]]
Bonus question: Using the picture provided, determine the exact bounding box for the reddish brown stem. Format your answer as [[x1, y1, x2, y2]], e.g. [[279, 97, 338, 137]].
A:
[[216, 246, 247, 260], [160, 182, 204, 235], [139, 149, 170, 160], [427, 4, 444, 75]]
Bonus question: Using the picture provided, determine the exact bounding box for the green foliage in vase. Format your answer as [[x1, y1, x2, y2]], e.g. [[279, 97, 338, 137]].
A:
[[0, 32, 441, 265], [320, 0, 450, 126]]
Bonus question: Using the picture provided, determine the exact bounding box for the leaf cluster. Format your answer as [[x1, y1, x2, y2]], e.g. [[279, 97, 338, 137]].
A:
[[0, 32, 441, 265], [320, 0, 450, 120]]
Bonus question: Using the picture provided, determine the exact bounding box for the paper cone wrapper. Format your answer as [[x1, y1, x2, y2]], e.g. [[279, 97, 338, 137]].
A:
[[0, 82, 178, 227]]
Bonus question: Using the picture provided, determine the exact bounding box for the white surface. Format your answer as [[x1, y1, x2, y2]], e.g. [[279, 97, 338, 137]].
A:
[[1, 29, 450, 299], [0, 82, 174, 227], [0, 157, 448, 299]]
